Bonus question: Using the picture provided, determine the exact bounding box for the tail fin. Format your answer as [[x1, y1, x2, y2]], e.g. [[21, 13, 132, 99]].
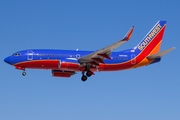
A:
[[135, 21, 167, 56]]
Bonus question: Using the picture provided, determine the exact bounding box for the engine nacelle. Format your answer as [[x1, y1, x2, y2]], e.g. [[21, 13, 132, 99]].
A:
[[52, 70, 75, 77], [60, 60, 80, 70]]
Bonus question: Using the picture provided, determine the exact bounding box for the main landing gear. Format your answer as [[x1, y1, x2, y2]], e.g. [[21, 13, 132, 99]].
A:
[[81, 70, 93, 82]]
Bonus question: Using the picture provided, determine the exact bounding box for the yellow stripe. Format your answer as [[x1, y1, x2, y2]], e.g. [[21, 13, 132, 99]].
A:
[[13, 60, 59, 66], [13, 59, 80, 66]]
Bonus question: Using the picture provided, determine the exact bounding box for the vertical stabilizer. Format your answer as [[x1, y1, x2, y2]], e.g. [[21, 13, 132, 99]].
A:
[[135, 21, 167, 56]]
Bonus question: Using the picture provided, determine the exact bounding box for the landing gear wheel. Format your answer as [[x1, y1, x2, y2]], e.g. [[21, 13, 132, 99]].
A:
[[86, 71, 92, 77], [81, 75, 87, 81], [22, 71, 26, 76]]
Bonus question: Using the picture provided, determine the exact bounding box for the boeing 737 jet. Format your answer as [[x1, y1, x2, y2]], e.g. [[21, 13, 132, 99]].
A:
[[4, 21, 175, 81]]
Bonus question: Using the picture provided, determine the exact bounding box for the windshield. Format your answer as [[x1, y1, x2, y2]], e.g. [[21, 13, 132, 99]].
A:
[[12, 53, 21, 56]]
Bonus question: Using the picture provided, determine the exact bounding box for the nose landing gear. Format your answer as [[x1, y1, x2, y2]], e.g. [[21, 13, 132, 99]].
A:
[[15, 66, 26, 76], [22, 71, 26, 76]]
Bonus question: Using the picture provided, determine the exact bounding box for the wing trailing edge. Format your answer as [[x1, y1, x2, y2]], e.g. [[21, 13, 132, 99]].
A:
[[146, 47, 175, 59]]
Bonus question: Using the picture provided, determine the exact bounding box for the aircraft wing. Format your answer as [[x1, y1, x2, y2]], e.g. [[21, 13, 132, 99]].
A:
[[78, 26, 134, 65]]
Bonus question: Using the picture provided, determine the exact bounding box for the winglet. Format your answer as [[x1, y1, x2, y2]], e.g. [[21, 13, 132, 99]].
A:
[[122, 26, 134, 41], [146, 47, 175, 59]]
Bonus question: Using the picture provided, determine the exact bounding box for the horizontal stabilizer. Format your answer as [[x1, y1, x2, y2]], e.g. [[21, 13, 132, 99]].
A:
[[146, 47, 175, 59]]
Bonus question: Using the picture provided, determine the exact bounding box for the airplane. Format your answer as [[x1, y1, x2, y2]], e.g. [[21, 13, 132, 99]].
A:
[[4, 20, 175, 81]]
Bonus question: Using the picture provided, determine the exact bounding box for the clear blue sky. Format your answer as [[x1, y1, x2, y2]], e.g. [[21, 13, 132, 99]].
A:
[[0, 0, 179, 120]]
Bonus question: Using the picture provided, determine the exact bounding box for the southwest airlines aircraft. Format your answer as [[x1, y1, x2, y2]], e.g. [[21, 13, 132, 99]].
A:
[[4, 21, 175, 81]]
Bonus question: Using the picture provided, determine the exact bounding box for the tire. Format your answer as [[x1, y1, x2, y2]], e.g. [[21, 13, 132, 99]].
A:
[[86, 71, 92, 77], [22, 72, 26, 76], [81, 75, 87, 81]]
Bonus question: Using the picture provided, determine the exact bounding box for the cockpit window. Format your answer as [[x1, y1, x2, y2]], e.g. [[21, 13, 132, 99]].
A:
[[13, 53, 21, 56]]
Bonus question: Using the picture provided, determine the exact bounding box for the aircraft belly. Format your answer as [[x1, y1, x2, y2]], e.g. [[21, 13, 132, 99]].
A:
[[14, 60, 82, 71]]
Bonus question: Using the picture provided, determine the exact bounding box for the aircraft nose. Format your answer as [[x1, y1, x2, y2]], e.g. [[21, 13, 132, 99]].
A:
[[4, 56, 13, 65]]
